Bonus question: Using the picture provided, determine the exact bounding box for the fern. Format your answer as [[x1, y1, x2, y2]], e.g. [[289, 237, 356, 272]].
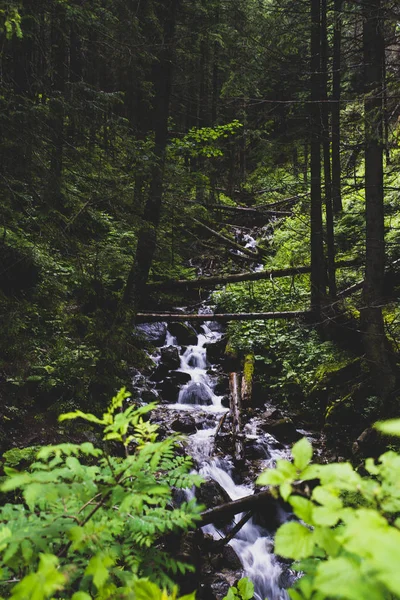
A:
[[0, 388, 203, 598]]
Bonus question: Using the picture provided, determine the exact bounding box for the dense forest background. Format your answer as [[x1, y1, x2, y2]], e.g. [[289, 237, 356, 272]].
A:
[[1, 0, 400, 446]]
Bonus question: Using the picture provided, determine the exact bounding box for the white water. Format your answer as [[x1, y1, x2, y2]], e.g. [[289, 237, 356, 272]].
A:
[[161, 322, 290, 600]]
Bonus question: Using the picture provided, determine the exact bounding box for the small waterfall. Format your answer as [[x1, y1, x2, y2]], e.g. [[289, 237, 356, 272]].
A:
[[157, 320, 290, 600]]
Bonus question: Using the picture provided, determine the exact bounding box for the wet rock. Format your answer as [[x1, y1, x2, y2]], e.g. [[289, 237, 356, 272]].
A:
[[169, 371, 192, 386], [263, 407, 283, 421], [156, 378, 181, 402], [245, 438, 270, 460], [260, 417, 302, 444], [160, 346, 180, 370], [140, 389, 159, 403], [169, 322, 198, 346], [135, 322, 167, 346], [196, 479, 233, 528], [149, 364, 169, 383], [221, 395, 230, 408], [180, 382, 213, 406], [222, 545, 242, 570], [352, 427, 385, 458], [204, 337, 227, 363], [278, 567, 296, 589], [214, 376, 229, 396], [171, 415, 197, 434], [199, 575, 231, 600]]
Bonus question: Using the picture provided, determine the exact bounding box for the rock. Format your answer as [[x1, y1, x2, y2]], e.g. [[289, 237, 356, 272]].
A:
[[245, 438, 270, 460], [160, 346, 180, 370], [156, 378, 181, 403], [221, 395, 230, 408], [196, 479, 232, 528], [140, 389, 159, 403], [170, 371, 192, 386], [180, 382, 213, 406], [352, 427, 384, 458], [171, 415, 197, 434], [222, 546, 242, 570], [260, 418, 302, 444], [199, 575, 231, 600], [204, 337, 227, 363], [135, 322, 167, 346], [169, 322, 198, 346], [149, 364, 169, 383], [214, 376, 229, 396], [263, 407, 283, 421]]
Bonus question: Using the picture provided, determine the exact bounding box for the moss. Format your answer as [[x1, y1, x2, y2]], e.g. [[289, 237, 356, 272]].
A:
[[243, 354, 255, 384], [2, 446, 40, 470]]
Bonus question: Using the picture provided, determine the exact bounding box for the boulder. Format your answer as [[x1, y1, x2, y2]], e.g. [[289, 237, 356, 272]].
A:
[[196, 479, 232, 527], [204, 337, 227, 363], [169, 322, 198, 346], [245, 438, 270, 460], [171, 415, 197, 434], [222, 546, 242, 571], [160, 346, 180, 370], [135, 322, 167, 346], [180, 382, 213, 406], [156, 378, 181, 403], [149, 364, 169, 383], [260, 417, 302, 444], [169, 371, 192, 386], [199, 575, 231, 600], [214, 377, 229, 396]]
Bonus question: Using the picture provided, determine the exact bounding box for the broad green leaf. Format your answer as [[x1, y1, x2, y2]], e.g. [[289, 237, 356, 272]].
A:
[[237, 577, 254, 600], [85, 554, 114, 590], [133, 579, 162, 600], [289, 496, 314, 524], [274, 522, 315, 560], [72, 593, 92, 600], [59, 410, 105, 425], [314, 557, 382, 600], [292, 438, 313, 471], [0, 527, 12, 551], [375, 419, 400, 437]]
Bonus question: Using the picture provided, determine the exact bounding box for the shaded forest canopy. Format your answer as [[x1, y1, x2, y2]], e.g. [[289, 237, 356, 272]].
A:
[[0, 0, 400, 439]]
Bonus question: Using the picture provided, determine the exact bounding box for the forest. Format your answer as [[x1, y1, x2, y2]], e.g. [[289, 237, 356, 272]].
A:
[[1, 0, 400, 598]]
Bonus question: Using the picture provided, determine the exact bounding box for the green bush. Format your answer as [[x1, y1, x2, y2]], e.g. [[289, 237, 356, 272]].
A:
[[257, 420, 400, 600], [0, 389, 203, 599]]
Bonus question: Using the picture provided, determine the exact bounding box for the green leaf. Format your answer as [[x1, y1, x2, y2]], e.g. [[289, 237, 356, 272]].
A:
[[132, 579, 162, 600], [237, 577, 254, 600], [0, 527, 12, 552], [289, 496, 314, 524], [85, 554, 114, 590], [314, 557, 380, 600], [375, 419, 400, 437], [292, 438, 313, 471], [274, 522, 315, 560], [72, 593, 92, 600]]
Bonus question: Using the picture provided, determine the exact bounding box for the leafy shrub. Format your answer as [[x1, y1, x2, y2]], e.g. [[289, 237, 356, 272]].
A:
[[0, 389, 203, 599], [257, 421, 400, 600]]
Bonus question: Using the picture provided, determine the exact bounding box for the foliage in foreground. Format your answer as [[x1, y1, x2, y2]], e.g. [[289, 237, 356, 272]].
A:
[[257, 421, 400, 600], [0, 389, 203, 599]]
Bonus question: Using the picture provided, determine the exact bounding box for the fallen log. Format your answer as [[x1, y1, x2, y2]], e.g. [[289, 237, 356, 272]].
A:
[[190, 217, 261, 259], [136, 311, 312, 323], [200, 489, 276, 526], [213, 512, 252, 549], [337, 258, 400, 299], [206, 204, 292, 217], [230, 373, 244, 461], [146, 258, 360, 291]]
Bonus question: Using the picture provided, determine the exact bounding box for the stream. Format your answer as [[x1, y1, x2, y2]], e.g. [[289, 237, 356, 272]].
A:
[[137, 316, 293, 600]]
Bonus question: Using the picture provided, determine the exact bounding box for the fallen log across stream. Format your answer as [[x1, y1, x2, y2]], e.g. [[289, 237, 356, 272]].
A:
[[200, 489, 277, 526], [136, 311, 312, 323], [146, 258, 360, 291]]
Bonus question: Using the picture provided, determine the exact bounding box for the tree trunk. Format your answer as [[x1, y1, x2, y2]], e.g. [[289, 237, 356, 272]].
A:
[[123, 0, 178, 312], [310, 0, 327, 316], [230, 373, 244, 461], [361, 0, 395, 400], [321, 0, 337, 299], [331, 0, 343, 213]]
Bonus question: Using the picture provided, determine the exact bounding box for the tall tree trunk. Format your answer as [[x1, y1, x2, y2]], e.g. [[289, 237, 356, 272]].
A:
[[331, 0, 343, 213], [361, 0, 395, 399], [321, 0, 337, 298], [310, 0, 326, 317], [123, 0, 178, 312]]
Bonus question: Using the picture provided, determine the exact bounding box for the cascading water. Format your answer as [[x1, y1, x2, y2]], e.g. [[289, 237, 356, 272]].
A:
[[158, 320, 291, 600]]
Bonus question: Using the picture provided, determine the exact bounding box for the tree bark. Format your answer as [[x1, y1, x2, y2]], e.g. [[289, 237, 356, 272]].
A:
[[200, 489, 276, 526], [123, 0, 178, 311], [331, 0, 343, 213], [361, 0, 395, 400], [310, 0, 327, 316], [230, 373, 244, 461], [321, 0, 337, 299]]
